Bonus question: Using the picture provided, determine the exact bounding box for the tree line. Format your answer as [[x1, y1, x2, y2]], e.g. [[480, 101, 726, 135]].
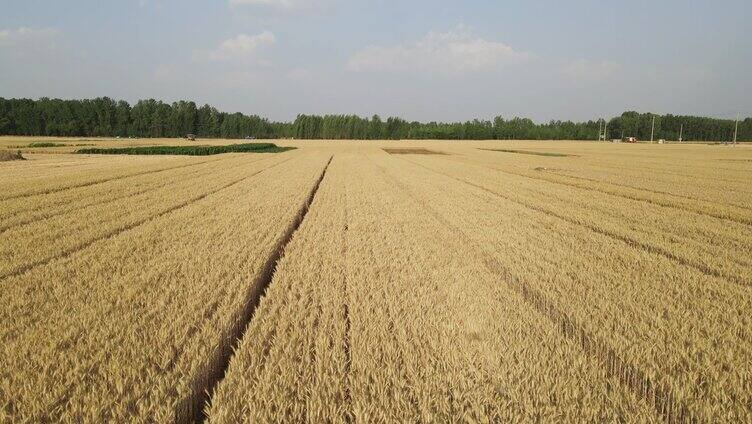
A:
[[605, 111, 750, 142], [0, 98, 280, 139], [1, 97, 749, 141]]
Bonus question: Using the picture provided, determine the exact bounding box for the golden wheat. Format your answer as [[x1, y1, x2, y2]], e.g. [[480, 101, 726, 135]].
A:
[[0, 150, 330, 422], [206, 153, 659, 422], [0, 154, 290, 278], [402, 153, 752, 286], [375, 148, 752, 422], [1, 139, 751, 422]]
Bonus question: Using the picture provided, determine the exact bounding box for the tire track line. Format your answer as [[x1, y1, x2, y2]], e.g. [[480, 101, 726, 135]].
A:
[[402, 157, 748, 287], [174, 156, 333, 423], [342, 178, 353, 424], [545, 170, 752, 211], [0, 155, 297, 282], [0, 157, 266, 234], [454, 155, 752, 226], [598, 162, 752, 184], [0, 156, 228, 201], [373, 155, 696, 424]]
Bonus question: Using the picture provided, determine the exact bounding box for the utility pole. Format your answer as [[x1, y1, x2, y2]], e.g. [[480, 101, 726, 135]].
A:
[[650, 115, 655, 142], [679, 124, 683, 142], [733, 113, 739, 146], [598, 118, 608, 141]]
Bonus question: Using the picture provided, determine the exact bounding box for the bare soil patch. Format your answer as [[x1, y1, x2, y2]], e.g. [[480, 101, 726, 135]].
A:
[[383, 148, 447, 155], [0, 150, 25, 162], [480, 148, 573, 157]]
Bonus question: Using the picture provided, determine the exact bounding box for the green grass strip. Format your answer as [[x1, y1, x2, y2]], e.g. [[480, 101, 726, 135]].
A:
[[75, 143, 294, 156], [28, 142, 67, 147], [479, 148, 572, 157]]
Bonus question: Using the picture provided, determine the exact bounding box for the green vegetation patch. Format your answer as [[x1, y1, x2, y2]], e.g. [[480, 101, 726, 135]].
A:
[[28, 142, 67, 147], [480, 148, 573, 157], [75, 143, 294, 156]]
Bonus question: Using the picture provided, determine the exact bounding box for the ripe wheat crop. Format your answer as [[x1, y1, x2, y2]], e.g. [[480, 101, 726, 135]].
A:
[[1, 139, 751, 422], [206, 154, 659, 422], [0, 149, 332, 422], [376, 147, 752, 422]]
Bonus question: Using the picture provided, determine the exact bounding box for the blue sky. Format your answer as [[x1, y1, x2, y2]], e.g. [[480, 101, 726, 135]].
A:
[[1, 0, 749, 122]]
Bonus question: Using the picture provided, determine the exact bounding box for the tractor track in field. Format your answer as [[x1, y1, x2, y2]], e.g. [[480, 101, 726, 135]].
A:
[[371, 155, 697, 424], [342, 181, 353, 424], [0, 157, 266, 235], [440, 155, 752, 227], [400, 157, 749, 288], [175, 156, 332, 424], [593, 162, 752, 185], [486, 163, 752, 226], [499, 164, 752, 218], [544, 169, 752, 211], [0, 156, 228, 201], [0, 156, 296, 282]]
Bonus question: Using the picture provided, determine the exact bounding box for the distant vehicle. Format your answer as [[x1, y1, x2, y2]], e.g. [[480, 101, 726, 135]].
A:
[[185, 134, 196, 141], [245, 135, 256, 140], [624, 136, 637, 143]]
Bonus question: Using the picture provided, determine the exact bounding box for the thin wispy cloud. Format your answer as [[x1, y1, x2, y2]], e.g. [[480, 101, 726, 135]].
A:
[[229, 0, 332, 13], [563, 59, 621, 82], [348, 25, 529, 75], [230, 0, 292, 7], [286, 68, 310, 80], [0, 27, 59, 44], [194, 31, 276, 62]]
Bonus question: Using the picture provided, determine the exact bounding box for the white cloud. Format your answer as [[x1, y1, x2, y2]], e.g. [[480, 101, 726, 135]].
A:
[[153, 64, 172, 80], [563, 59, 621, 82], [286, 68, 309, 80], [229, 0, 330, 12], [138, 0, 167, 9], [197, 31, 276, 62], [347, 25, 528, 74], [230, 0, 290, 6], [0, 27, 58, 45]]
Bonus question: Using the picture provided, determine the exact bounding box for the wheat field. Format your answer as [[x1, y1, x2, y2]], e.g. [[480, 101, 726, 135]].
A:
[[1, 137, 751, 423]]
